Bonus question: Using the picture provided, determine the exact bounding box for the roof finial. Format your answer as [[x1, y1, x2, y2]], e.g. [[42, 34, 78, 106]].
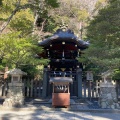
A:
[[60, 20, 68, 31]]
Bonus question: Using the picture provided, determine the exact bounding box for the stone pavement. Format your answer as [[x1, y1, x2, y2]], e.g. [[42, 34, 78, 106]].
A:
[[1, 110, 120, 120], [0, 98, 120, 112], [1, 98, 120, 120]]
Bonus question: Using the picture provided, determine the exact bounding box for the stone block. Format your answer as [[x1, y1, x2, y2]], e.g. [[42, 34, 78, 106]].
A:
[[107, 99, 113, 105], [113, 98, 117, 102], [111, 105, 115, 109], [99, 82, 119, 109], [115, 103, 119, 108], [101, 102, 107, 108], [107, 93, 112, 99]]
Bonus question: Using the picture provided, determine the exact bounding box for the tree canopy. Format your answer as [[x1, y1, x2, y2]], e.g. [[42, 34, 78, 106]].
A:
[[0, 0, 58, 75], [86, 0, 120, 70], [1, 0, 118, 79], [76, 0, 120, 80]]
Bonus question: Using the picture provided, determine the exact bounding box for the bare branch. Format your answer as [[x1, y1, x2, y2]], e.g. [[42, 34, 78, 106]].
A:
[[39, 18, 47, 34], [0, 8, 18, 34], [0, 0, 30, 34]]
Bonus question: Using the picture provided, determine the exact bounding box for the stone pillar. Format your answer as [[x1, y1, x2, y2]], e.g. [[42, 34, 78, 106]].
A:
[[3, 83, 24, 107], [77, 68, 82, 98], [42, 68, 48, 98], [98, 78, 120, 109], [3, 68, 26, 107]]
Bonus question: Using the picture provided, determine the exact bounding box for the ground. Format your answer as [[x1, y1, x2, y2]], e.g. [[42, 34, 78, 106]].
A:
[[0, 110, 120, 120], [1, 98, 120, 120]]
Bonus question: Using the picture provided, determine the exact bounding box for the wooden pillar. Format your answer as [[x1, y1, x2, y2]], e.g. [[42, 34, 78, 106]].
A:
[[30, 79, 33, 97], [88, 81, 91, 98], [83, 79, 86, 98], [77, 68, 82, 98], [42, 68, 48, 98]]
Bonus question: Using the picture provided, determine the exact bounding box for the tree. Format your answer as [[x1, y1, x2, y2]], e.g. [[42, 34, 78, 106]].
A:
[[47, 0, 108, 39], [0, 0, 59, 75], [86, 0, 120, 70], [50, 0, 89, 37], [91, 0, 108, 17], [0, 32, 49, 68], [113, 69, 120, 80], [0, 0, 59, 34]]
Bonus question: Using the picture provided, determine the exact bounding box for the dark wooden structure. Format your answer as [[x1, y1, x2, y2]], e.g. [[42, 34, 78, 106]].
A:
[[38, 27, 89, 98]]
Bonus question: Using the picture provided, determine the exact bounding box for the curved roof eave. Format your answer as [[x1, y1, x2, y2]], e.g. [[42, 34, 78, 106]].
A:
[[38, 29, 89, 49], [77, 39, 89, 48]]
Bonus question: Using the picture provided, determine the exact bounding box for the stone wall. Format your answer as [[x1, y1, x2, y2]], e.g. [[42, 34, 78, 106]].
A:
[[98, 82, 120, 109]]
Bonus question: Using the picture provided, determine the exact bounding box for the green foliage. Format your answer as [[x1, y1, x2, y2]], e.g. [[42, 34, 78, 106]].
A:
[[95, 0, 107, 11], [0, 0, 59, 34], [0, 32, 46, 69], [36, 0, 59, 33], [10, 9, 34, 36], [0, 0, 2, 5], [77, 54, 103, 80], [49, 0, 90, 35], [20, 65, 40, 78], [113, 69, 120, 80], [0, 0, 58, 76], [43, 17, 57, 32], [45, 0, 59, 8], [86, 0, 120, 69], [0, 65, 4, 70]]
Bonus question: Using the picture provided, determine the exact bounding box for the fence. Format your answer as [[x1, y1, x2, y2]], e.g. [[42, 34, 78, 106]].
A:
[[0, 76, 120, 99], [48, 71, 101, 98], [82, 80, 100, 99], [0, 77, 102, 99], [0, 77, 43, 98], [0, 83, 7, 97], [23, 78, 43, 98]]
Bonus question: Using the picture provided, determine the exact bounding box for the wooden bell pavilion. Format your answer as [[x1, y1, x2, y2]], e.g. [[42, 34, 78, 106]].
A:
[[38, 26, 89, 98]]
